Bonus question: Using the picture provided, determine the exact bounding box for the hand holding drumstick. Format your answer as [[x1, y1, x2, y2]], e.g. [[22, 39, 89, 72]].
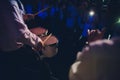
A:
[[23, 7, 50, 21]]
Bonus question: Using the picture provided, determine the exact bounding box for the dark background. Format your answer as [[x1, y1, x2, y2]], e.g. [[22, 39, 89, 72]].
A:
[[20, 0, 120, 80]]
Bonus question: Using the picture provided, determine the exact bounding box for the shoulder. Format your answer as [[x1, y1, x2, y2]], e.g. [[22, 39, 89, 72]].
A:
[[9, 0, 18, 6]]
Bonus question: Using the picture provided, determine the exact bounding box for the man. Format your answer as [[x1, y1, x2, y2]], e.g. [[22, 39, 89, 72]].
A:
[[0, 0, 43, 52], [0, 0, 54, 80], [69, 37, 120, 80]]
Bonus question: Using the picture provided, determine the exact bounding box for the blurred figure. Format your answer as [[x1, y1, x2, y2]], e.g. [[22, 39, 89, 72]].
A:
[[69, 37, 120, 80]]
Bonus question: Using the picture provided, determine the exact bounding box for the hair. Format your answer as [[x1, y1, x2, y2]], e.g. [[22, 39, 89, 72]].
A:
[[69, 37, 120, 80]]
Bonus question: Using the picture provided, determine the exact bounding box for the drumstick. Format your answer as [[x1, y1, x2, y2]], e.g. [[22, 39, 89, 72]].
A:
[[33, 7, 50, 16], [43, 33, 52, 45]]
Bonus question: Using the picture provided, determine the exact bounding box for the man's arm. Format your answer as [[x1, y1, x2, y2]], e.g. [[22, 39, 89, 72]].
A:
[[9, 0, 44, 50]]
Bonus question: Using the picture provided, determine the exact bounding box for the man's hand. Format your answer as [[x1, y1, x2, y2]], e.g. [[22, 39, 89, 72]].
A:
[[23, 14, 34, 21], [32, 41, 44, 52], [87, 29, 105, 43]]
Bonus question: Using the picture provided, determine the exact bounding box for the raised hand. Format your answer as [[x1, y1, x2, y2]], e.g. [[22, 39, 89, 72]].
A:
[[87, 28, 105, 43]]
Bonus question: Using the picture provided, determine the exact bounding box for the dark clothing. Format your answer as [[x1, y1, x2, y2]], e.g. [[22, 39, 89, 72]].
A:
[[0, 46, 52, 80]]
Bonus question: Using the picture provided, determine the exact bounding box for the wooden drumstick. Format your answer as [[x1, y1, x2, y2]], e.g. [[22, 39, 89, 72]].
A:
[[43, 33, 52, 45], [33, 7, 50, 16]]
